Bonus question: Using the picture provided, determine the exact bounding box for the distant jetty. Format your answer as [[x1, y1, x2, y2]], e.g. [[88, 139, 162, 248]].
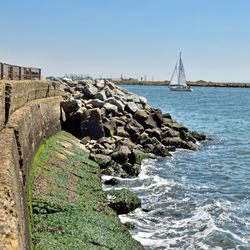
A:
[[114, 79, 250, 88]]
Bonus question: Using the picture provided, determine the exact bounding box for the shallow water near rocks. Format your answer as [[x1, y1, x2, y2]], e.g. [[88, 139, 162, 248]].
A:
[[104, 86, 250, 249]]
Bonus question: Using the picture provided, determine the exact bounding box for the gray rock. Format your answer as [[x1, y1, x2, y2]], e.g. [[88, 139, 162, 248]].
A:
[[139, 96, 147, 105], [103, 86, 114, 98], [103, 103, 118, 115], [89, 99, 105, 108], [74, 93, 84, 99], [83, 84, 98, 98], [127, 94, 140, 103], [95, 79, 105, 89], [94, 91, 107, 101], [79, 108, 105, 140], [105, 80, 116, 90], [107, 98, 125, 112], [125, 102, 138, 113], [61, 100, 80, 113]]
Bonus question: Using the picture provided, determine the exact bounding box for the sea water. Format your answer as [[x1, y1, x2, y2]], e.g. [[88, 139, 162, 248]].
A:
[[103, 86, 250, 250]]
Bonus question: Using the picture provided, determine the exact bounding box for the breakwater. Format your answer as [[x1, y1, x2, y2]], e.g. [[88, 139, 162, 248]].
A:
[[0, 78, 206, 249]]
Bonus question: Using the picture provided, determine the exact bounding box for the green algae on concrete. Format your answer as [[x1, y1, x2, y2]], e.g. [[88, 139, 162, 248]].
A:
[[30, 131, 143, 249]]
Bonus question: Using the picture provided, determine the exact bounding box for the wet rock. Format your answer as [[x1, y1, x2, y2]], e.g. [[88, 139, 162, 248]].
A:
[[129, 148, 147, 165], [125, 119, 144, 137], [124, 222, 135, 229], [162, 128, 180, 138], [116, 138, 136, 149], [134, 110, 157, 129], [104, 178, 120, 186], [190, 131, 206, 141], [111, 148, 129, 164], [153, 143, 171, 157], [90, 153, 112, 169], [163, 113, 172, 119], [122, 163, 141, 176], [145, 128, 163, 140], [107, 189, 141, 214]]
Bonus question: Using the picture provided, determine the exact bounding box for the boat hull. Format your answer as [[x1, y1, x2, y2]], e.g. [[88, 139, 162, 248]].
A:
[[169, 85, 193, 92]]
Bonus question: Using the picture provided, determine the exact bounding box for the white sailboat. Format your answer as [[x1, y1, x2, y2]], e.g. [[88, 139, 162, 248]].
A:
[[169, 52, 193, 91]]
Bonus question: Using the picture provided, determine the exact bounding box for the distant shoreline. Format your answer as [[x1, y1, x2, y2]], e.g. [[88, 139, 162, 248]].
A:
[[114, 80, 250, 88]]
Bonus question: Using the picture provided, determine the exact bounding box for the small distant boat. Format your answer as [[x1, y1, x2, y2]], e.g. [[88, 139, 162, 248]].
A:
[[169, 52, 193, 92]]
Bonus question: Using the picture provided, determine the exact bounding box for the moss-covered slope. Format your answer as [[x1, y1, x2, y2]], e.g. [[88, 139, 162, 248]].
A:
[[30, 131, 143, 249]]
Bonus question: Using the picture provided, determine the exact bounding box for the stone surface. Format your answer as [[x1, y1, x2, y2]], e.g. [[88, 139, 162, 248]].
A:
[[89, 99, 105, 108], [3, 80, 60, 121], [125, 102, 138, 113], [103, 102, 118, 114], [107, 97, 125, 112], [0, 82, 62, 250], [61, 100, 80, 113], [79, 108, 105, 140], [83, 84, 98, 98], [0, 82, 5, 130], [94, 91, 106, 101]]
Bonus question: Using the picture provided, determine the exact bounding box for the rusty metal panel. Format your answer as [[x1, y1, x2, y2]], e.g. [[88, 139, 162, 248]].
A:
[[0, 62, 41, 80]]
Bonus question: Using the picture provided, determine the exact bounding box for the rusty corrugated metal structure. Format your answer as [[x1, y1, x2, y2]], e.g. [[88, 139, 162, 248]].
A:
[[0, 62, 41, 80]]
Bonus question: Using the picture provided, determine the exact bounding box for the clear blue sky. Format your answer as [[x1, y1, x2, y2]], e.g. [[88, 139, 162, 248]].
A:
[[1, 0, 250, 81]]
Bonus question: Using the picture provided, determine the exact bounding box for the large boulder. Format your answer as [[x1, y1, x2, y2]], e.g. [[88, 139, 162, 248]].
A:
[[95, 79, 105, 89], [116, 126, 130, 138], [134, 110, 157, 129], [151, 108, 165, 126], [106, 97, 125, 112], [103, 103, 118, 115], [61, 100, 81, 113], [89, 153, 112, 169], [125, 102, 138, 113], [94, 91, 107, 101], [107, 189, 141, 214], [89, 99, 105, 108], [145, 128, 163, 140], [122, 163, 141, 176], [111, 146, 131, 164], [79, 108, 105, 140], [83, 84, 98, 98]]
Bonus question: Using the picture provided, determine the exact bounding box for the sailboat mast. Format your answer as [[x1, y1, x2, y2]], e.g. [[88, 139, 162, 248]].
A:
[[178, 52, 181, 85]]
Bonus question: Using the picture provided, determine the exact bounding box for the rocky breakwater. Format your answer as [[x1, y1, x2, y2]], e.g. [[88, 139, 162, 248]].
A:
[[60, 79, 206, 180]]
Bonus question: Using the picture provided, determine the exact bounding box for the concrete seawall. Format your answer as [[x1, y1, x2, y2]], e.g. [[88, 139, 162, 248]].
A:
[[0, 80, 62, 249]]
